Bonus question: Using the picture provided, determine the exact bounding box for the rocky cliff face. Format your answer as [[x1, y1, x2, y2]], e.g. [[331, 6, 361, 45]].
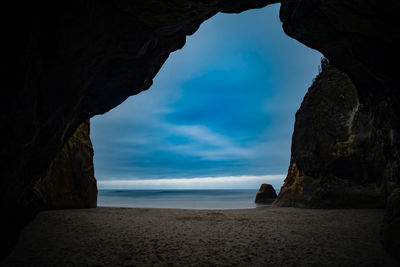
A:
[[35, 120, 97, 210], [279, 0, 400, 199], [275, 65, 387, 208], [274, 62, 399, 257], [278, 1, 400, 257], [1, 0, 399, 260]]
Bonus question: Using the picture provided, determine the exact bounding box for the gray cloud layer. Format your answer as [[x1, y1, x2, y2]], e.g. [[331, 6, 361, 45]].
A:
[[91, 4, 321, 188]]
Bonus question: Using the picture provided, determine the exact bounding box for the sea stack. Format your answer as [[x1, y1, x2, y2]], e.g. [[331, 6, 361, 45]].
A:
[[255, 184, 277, 204]]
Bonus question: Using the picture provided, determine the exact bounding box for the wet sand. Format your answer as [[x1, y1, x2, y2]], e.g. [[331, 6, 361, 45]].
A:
[[2, 207, 397, 266]]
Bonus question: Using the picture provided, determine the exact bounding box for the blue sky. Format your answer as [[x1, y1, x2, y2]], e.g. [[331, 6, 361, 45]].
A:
[[91, 4, 322, 189]]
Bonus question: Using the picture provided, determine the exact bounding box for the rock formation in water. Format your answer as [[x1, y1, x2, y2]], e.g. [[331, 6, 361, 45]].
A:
[[255, 184, 277, 204], [0, 0, 399, 259], [35, 120, 97, 210]]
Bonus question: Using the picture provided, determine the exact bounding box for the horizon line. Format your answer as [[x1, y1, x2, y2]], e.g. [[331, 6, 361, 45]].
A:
[[97, 174, 285, 190]]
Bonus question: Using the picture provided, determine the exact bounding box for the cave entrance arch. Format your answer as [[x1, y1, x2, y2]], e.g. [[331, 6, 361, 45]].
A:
[[3, 0, 399, 260], [90, 4, 321, 208]]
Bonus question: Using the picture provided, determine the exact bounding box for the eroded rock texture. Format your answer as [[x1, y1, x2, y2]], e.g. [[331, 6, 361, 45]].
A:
[[275, 65, 386, 208], [35, 120, 97, 210], [279, 0, 400, 199], [277, 0, 400, 257], [274, 61, 399, 258]]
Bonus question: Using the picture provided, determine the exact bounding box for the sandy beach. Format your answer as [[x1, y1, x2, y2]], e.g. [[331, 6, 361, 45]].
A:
[[2, 207, 396, 266]]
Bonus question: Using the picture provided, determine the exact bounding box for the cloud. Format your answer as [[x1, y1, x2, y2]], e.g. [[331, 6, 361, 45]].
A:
[[172, 125, 228, 145], [98, 175, 285, 190], [90, 4, 322, 187], [164, 124, 253, 160]]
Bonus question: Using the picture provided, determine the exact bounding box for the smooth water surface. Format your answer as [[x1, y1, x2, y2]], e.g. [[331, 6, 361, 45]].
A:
[[98, 189, 270, 209]]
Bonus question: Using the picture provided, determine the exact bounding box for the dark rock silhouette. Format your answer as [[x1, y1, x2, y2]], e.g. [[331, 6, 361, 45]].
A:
[[275, 65, 386, 208], [255, 184, 277, 204], [0, 0, 399, 260], [381, 188, 400, 260], [278, 0, 400, 259], [35, 120, 97, 210]]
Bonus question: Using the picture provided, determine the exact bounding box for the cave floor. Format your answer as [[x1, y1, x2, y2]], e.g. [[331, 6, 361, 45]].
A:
[[2, 207, 397, 266]]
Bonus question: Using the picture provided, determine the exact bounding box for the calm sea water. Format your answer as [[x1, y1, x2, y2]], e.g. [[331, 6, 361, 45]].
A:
[[98, 189, 270, 209]]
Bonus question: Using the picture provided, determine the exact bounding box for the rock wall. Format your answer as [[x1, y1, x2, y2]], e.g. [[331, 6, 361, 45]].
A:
[[279, 0, 400, 199], [35, 120, 97, 210], [275, 65, 387, 208], [274, 62, 399, 257], [278, 0, 400, 257]]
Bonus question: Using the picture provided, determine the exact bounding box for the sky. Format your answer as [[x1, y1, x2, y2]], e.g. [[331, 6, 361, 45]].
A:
[[91, 4, 322, 190]]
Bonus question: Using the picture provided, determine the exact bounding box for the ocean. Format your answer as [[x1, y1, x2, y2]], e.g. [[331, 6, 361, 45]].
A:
[[98, 189, 270, 209]]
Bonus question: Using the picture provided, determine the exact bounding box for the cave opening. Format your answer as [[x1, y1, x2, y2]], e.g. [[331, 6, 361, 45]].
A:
[[3, 1, 399, 264], [90, 4, 321, 208]]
